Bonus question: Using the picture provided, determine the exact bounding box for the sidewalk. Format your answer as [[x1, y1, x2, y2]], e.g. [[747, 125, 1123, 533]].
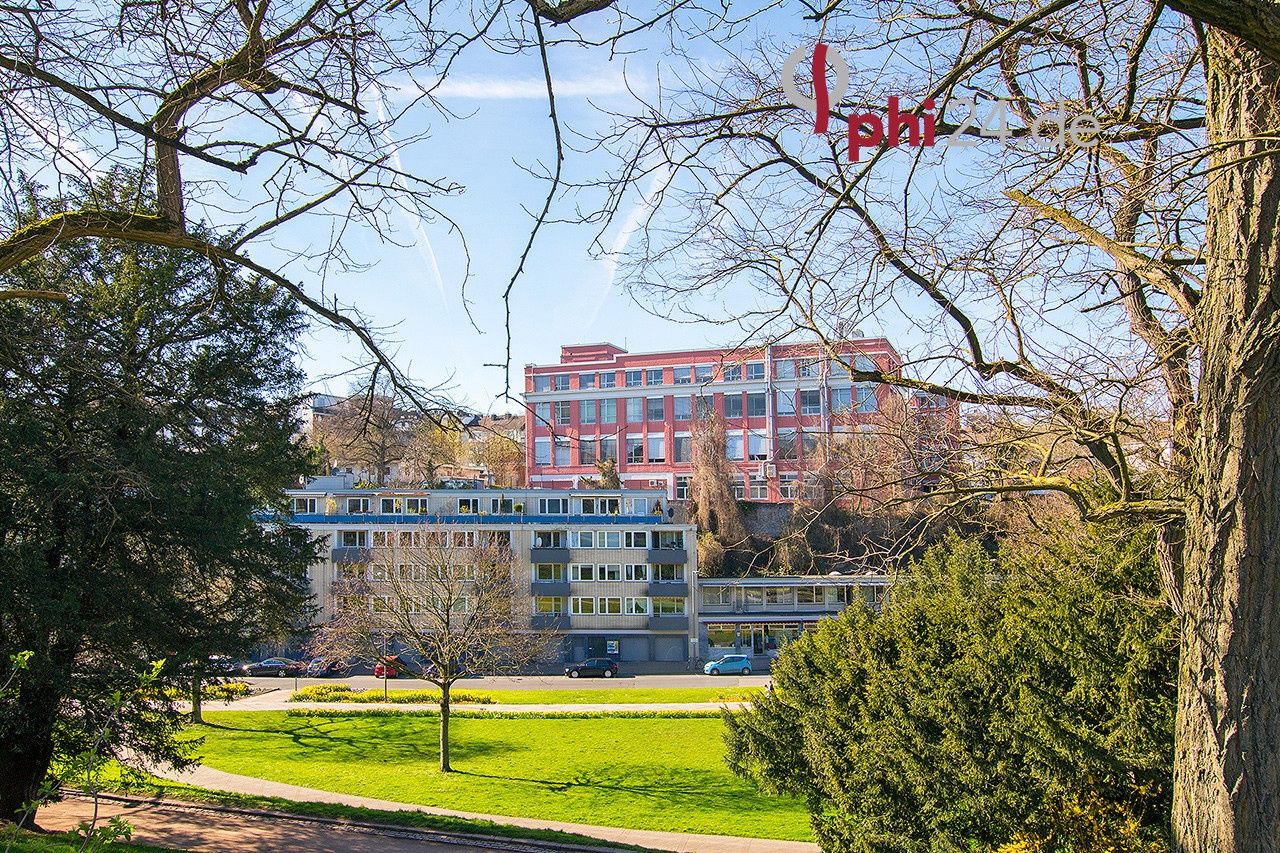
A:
[[150, 764, 819, 853]]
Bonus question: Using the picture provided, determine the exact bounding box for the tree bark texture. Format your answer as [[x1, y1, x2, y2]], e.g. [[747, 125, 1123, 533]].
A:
[[1175, 28, 1280, 853], [0, 682, 59, 824], [191, 677, 203, 725], [439, 683, 451, 773]]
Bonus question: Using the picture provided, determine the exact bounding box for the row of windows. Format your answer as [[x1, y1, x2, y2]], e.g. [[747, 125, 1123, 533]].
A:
[[533, 530, 684, 549], [369, 594, 469, 614], [338, 530, 510, 549], [531, 355, 881, 393], [532, 386, 877, 427], [534, 596, 687, 616], [700, 585, 876, 606], [533, 427, 842, 468], [534, 563, 686, 582]]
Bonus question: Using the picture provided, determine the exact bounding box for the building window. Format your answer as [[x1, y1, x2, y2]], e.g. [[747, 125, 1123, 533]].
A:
[[553, 374, 571, 391], [831, 387, 853, 413], [722, 364, 742, 382], [599, 399, 617, 423], [776, 389, 796, 416], [599, 372, 617, 388], [625, 563, 649, 581], [777, 430, 798, 460], [675, 475, 691, 500], [458, 498, 480, 513], [554, 437, 571, 466], [600, 531, 622, 548], [654, 564, 686, 581], [646, 368, 664, 386], [799, 389, 822, 415], [673, 366, 692, 384], [796, 586, 820, 605], [854, 354, 877, 373], [749, 476, 769, 500], [579, 373, 596, 390], [674, 435, 693, 463], [570, 596, 595, 615], [724, 393, 743, 419], [626, 370, 643, 387], [857, 384, 879, 413], [647, 434, 665, 463], [746, 392, 766, 417], [732, 475, 745, 499], [535, 596, 566, 614], [340, 530, 366, 548], [726, 433, 744, 461], [535, 401, 551, 423], [534, 530, 566, 547], [746, 362, 765, 380], [646, 397, 665, 421], [535, 563, 566, 581], [775, 359, 795, 379], [765, 587, 794, 606], [538, 497, 568, 513], [569, 530, 594, 548], [599, 597, 623, 614], [379, 498, 401, 514], [798, 358, 820, 377], [626, 397, 644, 422], [600, 436, 618, 461], [702, 586, 731, 606], [294, 497, 317, 514], [580, 437, 597, 464], [695, 396, 714, 418], [673, 396, 692, 421], [570, 563, 595, 581], [554, 400, 572, 425], [624, 531, 648, 548], [625, 596, 650, 615], [534, 375, 552, 392], [748, 433, 768, 461], [347, 497, 370, 514], [626, 436, 644, 463], [652, 596, 686, 615], [490, 498, 514, 514], [599, 564, 622, 581], [580, 400, 596, 424], [779, 473, 799, 499], [695, 364, 714, 383]]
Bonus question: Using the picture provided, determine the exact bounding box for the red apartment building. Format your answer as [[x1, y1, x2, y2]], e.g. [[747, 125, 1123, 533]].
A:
[[523, 340, 934, 503]]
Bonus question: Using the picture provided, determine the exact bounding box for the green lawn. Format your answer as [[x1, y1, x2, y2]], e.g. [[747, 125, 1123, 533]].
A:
[[194, 710, 811, 841], [291, 686, 762, 705]]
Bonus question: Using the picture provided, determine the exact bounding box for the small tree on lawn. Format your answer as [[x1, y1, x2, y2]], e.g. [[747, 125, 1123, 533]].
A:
[[312, 526, 552, 772]]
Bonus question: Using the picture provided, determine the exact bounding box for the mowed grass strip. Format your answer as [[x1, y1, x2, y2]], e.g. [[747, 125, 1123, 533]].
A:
[[291, 686, 763, 705], [196, 710, 810, 841]]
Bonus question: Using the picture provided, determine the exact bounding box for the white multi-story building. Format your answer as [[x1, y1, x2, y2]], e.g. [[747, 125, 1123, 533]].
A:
[[288, 476, 699, 664]]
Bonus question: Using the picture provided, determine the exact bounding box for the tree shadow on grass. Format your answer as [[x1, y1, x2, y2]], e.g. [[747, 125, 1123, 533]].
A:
[[449, 767, 743, 805]]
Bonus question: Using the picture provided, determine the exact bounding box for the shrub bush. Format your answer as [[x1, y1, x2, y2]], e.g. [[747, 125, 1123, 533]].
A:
[[289, 684, 493, 704]]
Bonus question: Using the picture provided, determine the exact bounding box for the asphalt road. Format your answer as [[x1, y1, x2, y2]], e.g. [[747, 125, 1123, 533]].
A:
[[241, 672, 772, 692]]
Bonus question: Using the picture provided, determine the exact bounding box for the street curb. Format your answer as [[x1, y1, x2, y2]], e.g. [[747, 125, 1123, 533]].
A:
[[64, 790, 672, 853]]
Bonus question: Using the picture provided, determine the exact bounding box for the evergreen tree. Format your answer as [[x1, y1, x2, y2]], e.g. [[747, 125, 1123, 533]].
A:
[[0, 171, 320, 822]]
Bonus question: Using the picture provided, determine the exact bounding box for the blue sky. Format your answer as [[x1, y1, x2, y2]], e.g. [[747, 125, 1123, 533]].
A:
[[293, 14, 912, 414]]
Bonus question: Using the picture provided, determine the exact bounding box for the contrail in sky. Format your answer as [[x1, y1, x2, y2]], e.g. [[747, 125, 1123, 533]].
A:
[[586, 162, 671, 329]]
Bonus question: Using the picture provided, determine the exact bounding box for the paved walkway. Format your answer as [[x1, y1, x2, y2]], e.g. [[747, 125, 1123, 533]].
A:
[[149, 764, 818, 853], [37, 797, 509, 853]]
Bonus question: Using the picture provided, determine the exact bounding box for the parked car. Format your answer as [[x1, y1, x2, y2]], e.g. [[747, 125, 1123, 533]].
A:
[[204, 655, 243, 675], [242, 657, 305, 677], [306, 658, 349, 678], [565, 658, 618, 678], [704, 655, 752, 676], [374, 656, 410, 678]]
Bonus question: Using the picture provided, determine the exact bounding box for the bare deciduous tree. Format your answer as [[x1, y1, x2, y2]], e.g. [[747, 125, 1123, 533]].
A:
[[586, 1, 1280, 847], [311, 526, 554, 772]]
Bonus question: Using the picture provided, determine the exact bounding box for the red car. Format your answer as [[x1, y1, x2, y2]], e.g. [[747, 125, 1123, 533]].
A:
[[374, 656, 409, 678]]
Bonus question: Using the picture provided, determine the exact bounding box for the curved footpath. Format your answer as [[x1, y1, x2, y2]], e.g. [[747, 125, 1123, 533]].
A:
[[205, 690, 748, 713], [146, 763, 818, 853]]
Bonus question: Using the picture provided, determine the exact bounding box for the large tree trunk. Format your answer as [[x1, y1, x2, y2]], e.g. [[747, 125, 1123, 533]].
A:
[[1174, 29, 1280, 853], [439, 682, 451, 773], [0, 683, 60, 825]]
